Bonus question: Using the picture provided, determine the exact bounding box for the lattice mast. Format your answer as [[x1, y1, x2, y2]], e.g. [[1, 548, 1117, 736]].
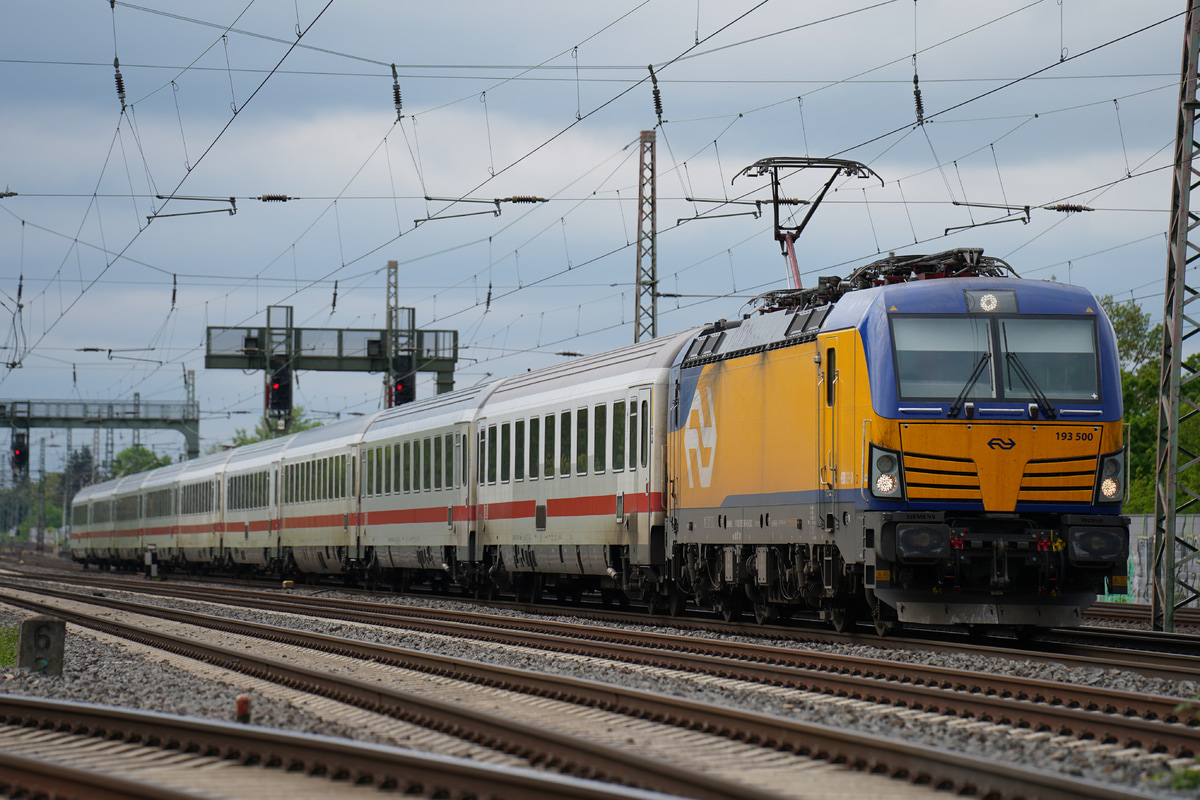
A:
[[635, 131, 658, 343], [1153, 0, 1200, 632]]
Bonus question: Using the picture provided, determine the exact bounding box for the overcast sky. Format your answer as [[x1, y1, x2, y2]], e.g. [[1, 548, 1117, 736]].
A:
[[0, 0, 1186, 470]]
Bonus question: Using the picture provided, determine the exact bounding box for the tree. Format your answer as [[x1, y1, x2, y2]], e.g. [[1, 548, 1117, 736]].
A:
[[1099, 294, 1161, 374], [212, 407, 322, 453], [111, 445, 172, 478], [1099, 295, 1200, 513]]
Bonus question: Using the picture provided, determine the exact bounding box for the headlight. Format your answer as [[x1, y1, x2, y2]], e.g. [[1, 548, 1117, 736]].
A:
[[896, 523, 951, 562], [870, 445, 903, 499], [1068, 527, 1127, 563], [1095, 450, 1124, 503]]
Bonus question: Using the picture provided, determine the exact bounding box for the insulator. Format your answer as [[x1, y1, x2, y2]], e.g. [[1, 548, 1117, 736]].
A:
[[653, 87, 663, 120], [505, 195, 543, 204], [912, 75, 924, 126], [1045, 203, 1092, 213], [391, 63, 403, 121], [114, 57, 126, 107], [257, 194, 291, 202]]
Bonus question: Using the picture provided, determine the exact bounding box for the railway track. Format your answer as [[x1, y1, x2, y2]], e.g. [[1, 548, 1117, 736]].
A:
[[0, 577, 1191, 798], [0, 695, 677, 800]]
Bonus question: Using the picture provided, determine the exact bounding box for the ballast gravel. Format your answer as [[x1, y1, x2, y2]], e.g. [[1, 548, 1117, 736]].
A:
[[1, 578, 1199, 798]]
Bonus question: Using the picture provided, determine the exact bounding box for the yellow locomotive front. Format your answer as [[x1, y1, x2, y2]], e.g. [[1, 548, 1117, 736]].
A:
[[667, 250, 1128, 632], [863, 267, 1127, 630]]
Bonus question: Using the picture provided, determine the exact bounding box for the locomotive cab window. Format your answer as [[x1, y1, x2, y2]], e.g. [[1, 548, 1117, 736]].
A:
[[892, 316, 994, 400], [891, 314, 1099, 402], [1000, 318, 1099, 401]]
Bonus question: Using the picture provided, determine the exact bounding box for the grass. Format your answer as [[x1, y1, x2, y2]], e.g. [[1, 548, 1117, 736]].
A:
[[0, 626, 16, 668]]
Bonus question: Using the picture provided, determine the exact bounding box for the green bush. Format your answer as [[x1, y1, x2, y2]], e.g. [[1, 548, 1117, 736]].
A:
[[0, 627, 17, 668]]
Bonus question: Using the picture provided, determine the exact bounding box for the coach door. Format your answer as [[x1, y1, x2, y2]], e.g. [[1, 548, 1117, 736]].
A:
[[619, 386, 653, 561], [817, 333, 855, 527]]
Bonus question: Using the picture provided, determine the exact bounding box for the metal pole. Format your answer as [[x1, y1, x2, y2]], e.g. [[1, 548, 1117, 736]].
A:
[[1153, 0, 1200, 631], [635, 130, 657, 343]]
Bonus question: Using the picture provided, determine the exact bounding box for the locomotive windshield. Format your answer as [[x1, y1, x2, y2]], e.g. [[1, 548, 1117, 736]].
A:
[[891, 315, 1099, 402]]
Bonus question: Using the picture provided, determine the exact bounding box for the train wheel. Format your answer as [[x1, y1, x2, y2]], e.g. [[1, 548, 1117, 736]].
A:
[[873, 616, 898, 637], [667, 587, 686, 617], [715, 590, 742, 622], [828, 605, 854, 633], [753, 601, 776, 625]]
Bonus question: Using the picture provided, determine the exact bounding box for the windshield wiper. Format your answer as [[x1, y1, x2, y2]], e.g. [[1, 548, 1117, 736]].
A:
[[1005, 351, 1057, 419], [947, 352, 991, 418]]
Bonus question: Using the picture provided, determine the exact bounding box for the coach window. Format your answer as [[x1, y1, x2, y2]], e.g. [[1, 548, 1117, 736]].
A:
[[529, 417, 540, 479], [376, 448, 385, 496], [445, 434, 455, 489], [612, 401, 626, 471], [384, 445, 392, 495], [423, 438, 433, 490], [364, 453, 373, 498], [543, 414, 555, 479], [475, 429, 489, 484], [339, 455, 347, 498], [393, 445, 401, 493], [594, 404, 607, 473], [641, 400, 649, 468], [629, 401, 638, 470], [560, 411, 572, 477], [413, 440, 422, 491], [576, 407, 588, 475], [403, 442, 412, 492], [515, 420, 525, 481], [500, 423, 511, 483], [434, 435, 444, 490], [477, 432, 485, 486]]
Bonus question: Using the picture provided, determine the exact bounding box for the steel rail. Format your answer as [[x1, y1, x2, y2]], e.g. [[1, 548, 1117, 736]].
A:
[[25, 577, 1197, 735], [0, 695, 684, 800], [0, 749, 205, 800], [0, 586, 1174, 800], [0, 589, 780, 800]]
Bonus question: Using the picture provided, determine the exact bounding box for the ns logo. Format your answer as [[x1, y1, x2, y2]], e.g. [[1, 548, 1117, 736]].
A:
[[684, 387, 717, 488]]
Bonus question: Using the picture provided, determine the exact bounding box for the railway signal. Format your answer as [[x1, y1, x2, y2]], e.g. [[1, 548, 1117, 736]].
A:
[[390, 355, 415, 406], [11, 432, 27, 476], [267, 364, 292, 413]]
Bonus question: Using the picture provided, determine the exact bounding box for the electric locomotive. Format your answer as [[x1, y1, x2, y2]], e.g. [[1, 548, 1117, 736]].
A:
[[667, 248, 1129, 632]]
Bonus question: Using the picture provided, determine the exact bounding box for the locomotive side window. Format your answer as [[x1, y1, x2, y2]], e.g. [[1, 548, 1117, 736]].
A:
[[476, 432, 484, 487], [613, 401, 626, 471], [528, 418, 540, 479], [576, 407, 588, 476], [892, 316, 994, 399], [594, 404, 607, 473], [560, 411, 572, 477], [827, 347, 838, 407], [515, 421, 525, 481]]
